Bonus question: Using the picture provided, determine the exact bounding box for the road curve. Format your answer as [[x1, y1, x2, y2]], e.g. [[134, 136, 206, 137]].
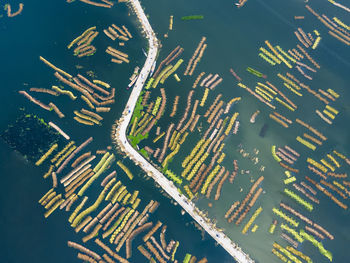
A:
[[114, 1, 255, 262]]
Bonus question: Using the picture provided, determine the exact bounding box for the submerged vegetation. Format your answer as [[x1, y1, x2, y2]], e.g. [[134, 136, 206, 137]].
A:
[[1, 111, 60, 161]]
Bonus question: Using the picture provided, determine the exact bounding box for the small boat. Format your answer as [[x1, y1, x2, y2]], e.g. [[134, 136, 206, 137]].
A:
[[128, 67, 140, 89], [150, 61, 156, 76], [129, 66, 140, 81], [142, 48, 147, 57], [128, 75, 138, 88]]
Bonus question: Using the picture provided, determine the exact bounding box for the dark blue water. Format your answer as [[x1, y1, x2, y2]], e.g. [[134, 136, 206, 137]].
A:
[[0, 1, 231, 262], [1, 0, 350, 263], [137, 0, 350, 262]]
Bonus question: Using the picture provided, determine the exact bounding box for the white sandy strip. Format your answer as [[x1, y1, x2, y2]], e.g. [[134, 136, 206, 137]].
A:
[[115, 0, 255, 262]]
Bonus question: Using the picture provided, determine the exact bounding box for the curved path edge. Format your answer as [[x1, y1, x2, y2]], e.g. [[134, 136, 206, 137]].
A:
[[114, 1, 255, 262]]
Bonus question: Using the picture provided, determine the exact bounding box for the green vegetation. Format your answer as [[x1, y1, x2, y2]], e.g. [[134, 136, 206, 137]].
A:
[[284, 188, 313, 211], [145, 78, 154, 89], [247, 67, 264, 77], [128, 132, 149, 148], [140, 148, 149, 159], [152, 97, 162, 116], [280, 224, 304, 243], [300, 229, 333, 262], [272, 208, 299, 227], [130, 92, 144, 125], [153, 65, 172, 88], [201, 164, 221, 194], [181, 15, 204, 20], [165, 169, 182, 185], [128, 92, 147, 147], [183, 254, 192, 263], [160, 59, 184, 84]]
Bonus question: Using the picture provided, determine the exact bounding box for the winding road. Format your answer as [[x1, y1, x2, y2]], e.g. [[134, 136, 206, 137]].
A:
[[114, 0, 255, 262]]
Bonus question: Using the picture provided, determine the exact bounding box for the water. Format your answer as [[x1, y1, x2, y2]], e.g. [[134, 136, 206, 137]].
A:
[[1, 0, 349, 263], [0, 1, 229, 262], [138, 0, 350, 262]]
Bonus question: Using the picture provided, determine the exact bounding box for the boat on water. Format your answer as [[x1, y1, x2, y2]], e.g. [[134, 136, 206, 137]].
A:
[[150, 61, 156, 76], [128, 75, 138, 88], [127, 66, 140, 89], [129, 66, 140, 81], [142, 48, 147, 57]]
